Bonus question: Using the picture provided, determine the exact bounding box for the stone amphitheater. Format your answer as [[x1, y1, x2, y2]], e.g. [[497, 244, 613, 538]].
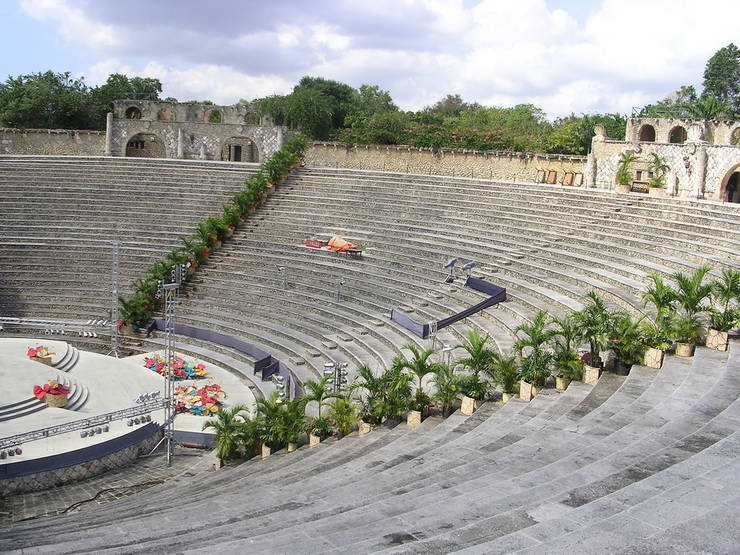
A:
[[1, 154, 739, 553]]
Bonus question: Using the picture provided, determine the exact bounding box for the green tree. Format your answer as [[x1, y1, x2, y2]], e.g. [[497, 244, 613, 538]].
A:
[[356, 84, 397, 116], [0, 71, 93, 129], [202, 404, 250, 460], [514, 310, 555, 386], [703, 43, 740, 116], [393, 343, 444, 413]]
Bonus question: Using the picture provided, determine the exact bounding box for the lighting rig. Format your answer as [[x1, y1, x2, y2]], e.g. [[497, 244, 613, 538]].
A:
[[323, 361, 349, 394]]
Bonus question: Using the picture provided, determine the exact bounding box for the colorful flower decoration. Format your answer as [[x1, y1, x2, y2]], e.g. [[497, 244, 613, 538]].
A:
[[27, 346, 53, 358], [174, 383, 226, 416], [33, 380, 70, 399], [143, 354, 207, 380]]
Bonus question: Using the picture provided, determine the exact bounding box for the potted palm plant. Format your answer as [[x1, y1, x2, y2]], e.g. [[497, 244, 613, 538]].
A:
[[514, 310, 554, 402], [706, 269, 740, 351], [255, 391, 284, 458], [393, 343, 443, 427], [327, 394, 359, 438], [641, 273, 677, 368], [671, 266, 713, 357], [550, 313, 583, 391], [455, 329, 494, 415], [608, 313, 646, 375], [303, 376, 333, 445], [281, 397, 309, 452], [572, 292, 614, 385], [615, 151, 637, 193], [202, 404, 250, 462], [430, 363, 460, 417], [489, 352, 520, 402], [647, 152, 669, 197]]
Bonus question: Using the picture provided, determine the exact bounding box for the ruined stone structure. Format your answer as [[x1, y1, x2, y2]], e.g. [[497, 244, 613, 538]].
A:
[[590, 117, 740, 202], [106, 100, 289, 162], [0, 128, 105, 155]]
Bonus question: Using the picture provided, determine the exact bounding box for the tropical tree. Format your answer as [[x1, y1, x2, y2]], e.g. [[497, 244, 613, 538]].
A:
[[326, 394, 360, 436], [615, 152, 637, 187], [608, 313, 646, 369], [708, 269, 740, 331], [202, 404, 249, 460], [703, 43, 740, 116], [572, 292, 614, 367], [514, 310, 555, 386], [647, 152, 670, 190], [671, 266, 713, 320], [254, 391, 286, 449], [430, 363, 460, 416], [550, 313, 583, 380], [455, 329, 495, 400], [393, 343, 444, 413], [488, 351, 520, 395], [303, 376, 332, 419]]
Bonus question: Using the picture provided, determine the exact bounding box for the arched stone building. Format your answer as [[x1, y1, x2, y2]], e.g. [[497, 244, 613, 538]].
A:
[[105, 100, 289, 162], [589, 117, 740, 202]]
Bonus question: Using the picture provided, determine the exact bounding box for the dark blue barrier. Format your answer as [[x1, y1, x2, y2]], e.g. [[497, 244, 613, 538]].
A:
[[151, 319, 295, 397], [390, 278, 506, 338]]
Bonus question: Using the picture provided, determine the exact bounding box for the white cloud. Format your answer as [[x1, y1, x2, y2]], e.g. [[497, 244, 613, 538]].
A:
[[20, 0, 119, 49]]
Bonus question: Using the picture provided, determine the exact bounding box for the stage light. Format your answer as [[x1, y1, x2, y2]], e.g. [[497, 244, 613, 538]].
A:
[[0, 451, 6, 459], [103, 425, 109, 432], [127, 419, 134, 427], [15, 447, 21, 456], [462, 261, 477, 277], [443, 257, 458, 269]]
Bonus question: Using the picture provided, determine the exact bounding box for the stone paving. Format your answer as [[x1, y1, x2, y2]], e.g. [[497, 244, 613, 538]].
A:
[[0, 444, 211, 525]]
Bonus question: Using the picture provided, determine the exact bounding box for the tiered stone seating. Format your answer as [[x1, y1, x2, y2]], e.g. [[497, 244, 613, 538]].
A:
[[1, 160, 739, 551], [0, 345, 735, 552]]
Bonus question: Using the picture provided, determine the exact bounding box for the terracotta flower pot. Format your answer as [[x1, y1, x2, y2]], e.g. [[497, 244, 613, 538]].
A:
[[555, 376, 570, 391], [676, 342, 695, 357], [706, 328, 729, 352], [643, 347, 665, 369]]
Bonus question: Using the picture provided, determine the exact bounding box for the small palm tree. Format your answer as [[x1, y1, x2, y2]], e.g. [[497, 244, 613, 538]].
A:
[[487, 351, 520, 395], [708, 268, 740, 331], [255, 391, 285, 449], [202, 404, 249, 460], [572, 291, 614, 367], [671, 265, 713, 320], [350, 365, 389, 425], [647, 152, 670, 190], [514, 310, 555, 386], [430, 363, 459, 416], [393, 343, 444, 413], [303, 376, 332, 419], [642, 273, 677, 326], [550, 313, 583, 380], [455, 329, 495, 400], [615, 152, 637, 186]]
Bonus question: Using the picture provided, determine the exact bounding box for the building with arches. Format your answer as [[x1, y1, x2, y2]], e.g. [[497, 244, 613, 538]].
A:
[[105, 100, 290, 162], [589, 117, 740, 202]]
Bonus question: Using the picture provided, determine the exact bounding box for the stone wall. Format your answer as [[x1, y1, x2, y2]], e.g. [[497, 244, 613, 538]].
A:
[[306, 142, 588, 184], [0, 128, 105, 155], [591, 134, 740, 200], [626, 117, 740, 146]]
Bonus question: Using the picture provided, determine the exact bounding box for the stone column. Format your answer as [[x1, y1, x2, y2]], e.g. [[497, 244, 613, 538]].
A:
[[200, 143, 207, 160], [585, 152, 596, 188], [177, 128, 185, 159], [669, 173, 678, 197], [695, 143, 707, 199], [104, 112, 113, 156]]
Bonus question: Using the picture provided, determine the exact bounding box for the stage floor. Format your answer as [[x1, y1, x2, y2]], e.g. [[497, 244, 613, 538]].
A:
[[1, 338, 256, 461]]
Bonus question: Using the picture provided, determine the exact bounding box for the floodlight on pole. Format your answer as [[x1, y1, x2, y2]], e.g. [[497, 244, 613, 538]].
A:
[[462, 261, 477, 278], [443, 257, 457, 283]]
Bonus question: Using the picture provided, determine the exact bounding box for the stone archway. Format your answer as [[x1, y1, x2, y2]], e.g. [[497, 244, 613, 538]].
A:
[[638, 125, 656, 142], [221, 136, 259, 162], [125, 133, 166, 158], [669, 126, 687, 144], [718, 164, 740, 203]]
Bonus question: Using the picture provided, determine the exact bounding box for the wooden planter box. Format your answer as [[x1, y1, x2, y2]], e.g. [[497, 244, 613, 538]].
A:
[[406, 410, 421, 428], [643, 347, 665, 369], [519, 380, 539, 402], [460, 395, 483, 415], [583, 364, 601, 386], [358, 421, 373, 437], [308, 433, 321, 448], [676, 342, 695, 357], [555, 376, 571, 391], [706, 328, 729, 352]]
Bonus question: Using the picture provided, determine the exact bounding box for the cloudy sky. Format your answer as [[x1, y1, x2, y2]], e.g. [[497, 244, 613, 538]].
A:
[[2, 0, 738, 118]]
